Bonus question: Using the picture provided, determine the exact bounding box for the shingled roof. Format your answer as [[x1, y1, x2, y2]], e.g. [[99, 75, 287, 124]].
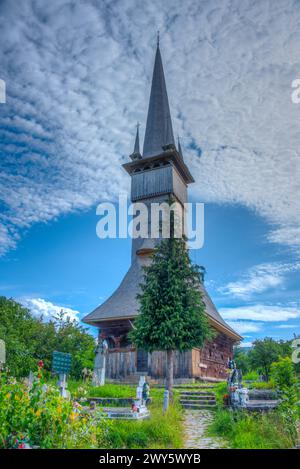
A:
[[83, 257, 241, 340]]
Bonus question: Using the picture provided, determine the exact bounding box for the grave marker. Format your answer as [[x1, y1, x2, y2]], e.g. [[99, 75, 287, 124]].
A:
[[0, 339, 6, 369], [52, 351, 71, 397]]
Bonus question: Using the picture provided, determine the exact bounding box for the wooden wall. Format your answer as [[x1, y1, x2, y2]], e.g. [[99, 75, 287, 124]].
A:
[[149, 350, 192, 378], [106, 348, 136, 380], [195, 332, 234, 380], [105, 331, 234, 381]]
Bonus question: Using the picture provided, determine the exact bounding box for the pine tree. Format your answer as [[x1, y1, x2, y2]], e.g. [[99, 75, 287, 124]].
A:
[[129, 235, 213, 400]]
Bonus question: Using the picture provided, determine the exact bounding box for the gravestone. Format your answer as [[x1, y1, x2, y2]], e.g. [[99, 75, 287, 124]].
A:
[[163, 390, 169, 412], [92, 338, 108, 386], [0, 339, 6, 369], [52, 351, 72, 397], [28, 371, 35, 389]]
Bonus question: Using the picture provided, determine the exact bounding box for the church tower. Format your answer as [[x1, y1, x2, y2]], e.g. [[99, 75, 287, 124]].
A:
[[83, 40, 241, 382]]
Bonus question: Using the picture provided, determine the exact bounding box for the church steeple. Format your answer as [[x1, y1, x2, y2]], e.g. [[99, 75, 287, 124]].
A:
[[143, 38, 175, 157], [177, 136, 183, 159], [130, 122, 142, 160], [134, 122, 140, 154]]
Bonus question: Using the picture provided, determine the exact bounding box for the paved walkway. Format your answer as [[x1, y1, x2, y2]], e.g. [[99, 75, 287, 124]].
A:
[[184, 410, 228, 449]]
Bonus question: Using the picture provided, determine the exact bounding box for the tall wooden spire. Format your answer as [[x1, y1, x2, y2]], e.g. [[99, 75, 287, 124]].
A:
[[143, 41, 175, 157]]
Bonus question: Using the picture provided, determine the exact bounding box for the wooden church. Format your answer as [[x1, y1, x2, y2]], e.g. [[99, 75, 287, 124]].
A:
[[83, 40, 242, 382]]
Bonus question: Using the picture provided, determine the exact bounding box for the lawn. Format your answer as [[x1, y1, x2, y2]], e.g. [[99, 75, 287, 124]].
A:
[[207, 408, 296, 449], [72, 381, 184, 449]]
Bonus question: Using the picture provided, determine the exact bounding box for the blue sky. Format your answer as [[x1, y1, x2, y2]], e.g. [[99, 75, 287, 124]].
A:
[[0, 0, 300, 346]]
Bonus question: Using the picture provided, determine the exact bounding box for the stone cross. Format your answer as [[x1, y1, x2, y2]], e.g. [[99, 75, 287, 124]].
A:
[[57, 373, 69, 398], [92, 338, 108, 386], [0, 339, 6, 369], [28, 370, 35, 389]]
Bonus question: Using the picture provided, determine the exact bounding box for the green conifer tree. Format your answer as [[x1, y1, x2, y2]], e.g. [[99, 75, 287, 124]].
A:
[[130, 234, 213, 400]]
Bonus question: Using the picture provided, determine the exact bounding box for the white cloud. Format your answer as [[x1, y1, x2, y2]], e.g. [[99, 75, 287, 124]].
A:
[[220, 262, 300, 300], [275, 324, 299, 329], [220, 304, 300, 322], [227, 321, 262, 334], [20, 297, 80, 322], [0, 224, 17, 256], [267, 226, 300, 253], [0, 0, 300, 255], [240, 341, 253, 348]]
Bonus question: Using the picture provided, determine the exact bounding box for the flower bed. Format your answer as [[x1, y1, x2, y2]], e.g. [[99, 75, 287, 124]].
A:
[[0, 366, 109, 449]]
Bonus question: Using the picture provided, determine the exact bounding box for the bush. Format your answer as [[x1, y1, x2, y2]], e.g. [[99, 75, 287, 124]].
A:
[[271, 357, 297, 390], [0, 297, 95, 380], [0, 368, 109, 448], [248, 380, 275, 390], [243, 371, 259, 381], [214, 382, 228, 407], [270, 357, 299, 443], [27, 380, 184, 449]]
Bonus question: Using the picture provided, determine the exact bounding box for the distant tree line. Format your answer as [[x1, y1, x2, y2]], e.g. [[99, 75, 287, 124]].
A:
[[0, 296, 95, 379], [234, 337, 299, 380]]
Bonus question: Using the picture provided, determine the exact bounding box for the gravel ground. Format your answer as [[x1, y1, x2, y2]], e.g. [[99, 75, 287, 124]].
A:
[[184, 409, 228, 449]]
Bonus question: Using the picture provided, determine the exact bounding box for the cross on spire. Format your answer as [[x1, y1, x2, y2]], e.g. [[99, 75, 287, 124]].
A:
[[177, 135, 183, 159], [133, 122, 140, 154]]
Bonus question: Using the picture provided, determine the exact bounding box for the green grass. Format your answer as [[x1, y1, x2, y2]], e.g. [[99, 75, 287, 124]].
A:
[[247, 380, 275, 390], [67, 381, 184, 449], [209, 380, 297, 449], [86, 383, 136, 398], [208, 409, 295, 449], [213, 382, 228, 406], [106, 399, 183, 449]]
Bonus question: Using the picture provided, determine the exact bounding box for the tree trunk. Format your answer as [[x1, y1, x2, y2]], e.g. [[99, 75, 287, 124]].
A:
[[166, 349, 174, 402]]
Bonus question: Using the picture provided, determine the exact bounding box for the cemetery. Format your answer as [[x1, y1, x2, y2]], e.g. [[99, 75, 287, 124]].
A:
[[0, 313, 299, 450]]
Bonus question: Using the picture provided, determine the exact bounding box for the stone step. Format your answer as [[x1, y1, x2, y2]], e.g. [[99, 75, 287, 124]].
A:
[[180, 399, 216, 405], [181, 398, 216, 404], [180, 396, 216, 402], [180, 391, 215, 397], [181, 403, 217, 410], [174, 385, 216, 389]]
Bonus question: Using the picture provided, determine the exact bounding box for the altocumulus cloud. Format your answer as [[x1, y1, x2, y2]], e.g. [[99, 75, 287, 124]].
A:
[[220, 262, 300, 300], [226, 321, 263, 334], [20, 297, 80, 322], [219, 304, 300, 323], [0, 0, 300, 255]]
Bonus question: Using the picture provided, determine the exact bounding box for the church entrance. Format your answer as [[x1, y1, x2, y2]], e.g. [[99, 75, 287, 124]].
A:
[[136, 349, 148, 372]]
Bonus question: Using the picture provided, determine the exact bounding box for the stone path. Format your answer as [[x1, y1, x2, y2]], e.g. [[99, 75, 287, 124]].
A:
[[184, 409, 228, 449]]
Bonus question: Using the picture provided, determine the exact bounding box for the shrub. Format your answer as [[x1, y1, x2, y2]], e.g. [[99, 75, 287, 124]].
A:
[[0, 368, 109, 448], [248, 380, 275, 390], [270, 357, 299, 443], [0, 297, 95, 380], [270, 357, 297, 391], [243, 371, 259, 381], [214, 382, 228, 407]]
